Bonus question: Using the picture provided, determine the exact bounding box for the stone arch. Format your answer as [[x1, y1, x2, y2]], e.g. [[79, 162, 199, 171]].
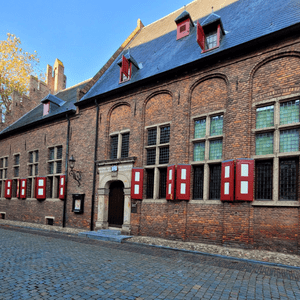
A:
[[107, 102, 131, 133], [250, 51, 300, 102]]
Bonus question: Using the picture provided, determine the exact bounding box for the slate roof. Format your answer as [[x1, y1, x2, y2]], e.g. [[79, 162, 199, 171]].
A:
[[0, 80, 90, 135], [80, 0, 300, 102]]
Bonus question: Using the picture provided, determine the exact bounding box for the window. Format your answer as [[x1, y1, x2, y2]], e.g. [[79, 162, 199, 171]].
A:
[[119, 55, 132, 83], [197, 21, 224, 52], [254, 98, 300, 202], [47, 146, 63, 198], [145, 124, 170, 199], [176, 19, 191, 40], [43, 101, 50, 116], [192, 112, 224, 200], [0, 157, 8, 198], [14, 154, 20, 178], [27, 150, 39, 198], [110, 131, 130, 160]]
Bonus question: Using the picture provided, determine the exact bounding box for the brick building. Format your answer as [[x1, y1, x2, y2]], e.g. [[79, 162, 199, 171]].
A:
[[1, 0, 300, 254]]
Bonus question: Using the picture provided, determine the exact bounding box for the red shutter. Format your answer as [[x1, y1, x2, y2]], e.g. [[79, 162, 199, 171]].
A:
[[4, 179, 12, 199], [176, 165, 191, 200], [58, 175, 66, 200], [166, 165, 176, 200], [197, 21, 206, 51], [121, 55, 129, 77], [20, 179, 27, 199], [235, 159, 254, 201], [16, 179, 20, 198], [131, 168, 144, 200], [221, 160, 235, 201], [35, 177, 46, 200]]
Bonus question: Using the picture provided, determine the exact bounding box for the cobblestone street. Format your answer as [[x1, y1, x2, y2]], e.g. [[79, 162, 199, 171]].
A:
[[1, 227, 300, 300]]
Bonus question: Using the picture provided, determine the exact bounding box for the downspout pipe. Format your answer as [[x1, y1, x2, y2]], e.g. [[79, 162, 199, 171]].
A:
[[63, 114, 70, 227], [91, 99, 100, 231]]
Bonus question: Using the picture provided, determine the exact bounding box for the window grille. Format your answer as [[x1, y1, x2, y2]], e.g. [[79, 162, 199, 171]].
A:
[[29, 152, 33, 163], [46, 177, 53, 198], [35, 165, 38, 175], [209, 164, 221, 199], [279, 158, 298, 200], [159, 168, 167, 198], [57, 146, 63, 159], [256, 105, 274, 128], [121, 133, 130, 158], [14, 167, 19, 177], [147, 149, 156, 165], [159, 147, 169, 164], [56, 161, 62, 174], [206, 31, 218, 49], [195, 119, 206, 139], [0, 159, 2, 169], [14, 154, 20, 165], [12, 180, 17, 198], [27, 178, 32, 199], [280, 129, 299, 153], [110, 135, 118, 159], [148, 128, 157, 146], [194, 142, 205, 161], [29, 165, 33, 176], [209, 139, 222, 160], [160, 126, 170, 144], [49, 162, 54, 174], [210, 115, 223, 136], [280, 100, 299, 125], [49, 148, 55, 160], [193, 166, 204, 199], [256, 132, 273, 155], [255, 160, 273, 200], [146, 169, 154, 199], [35, 151, 39, 162]]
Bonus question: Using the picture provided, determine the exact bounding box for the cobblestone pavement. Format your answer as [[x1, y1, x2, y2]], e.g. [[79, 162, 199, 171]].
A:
[[1, 227, 300, 300]]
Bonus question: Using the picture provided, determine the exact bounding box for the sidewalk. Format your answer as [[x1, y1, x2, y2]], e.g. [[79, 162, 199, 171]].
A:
[[1, 219, 300, 269]]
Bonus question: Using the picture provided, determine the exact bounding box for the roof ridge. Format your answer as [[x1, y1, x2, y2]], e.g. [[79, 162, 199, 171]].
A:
[[142, 0, 198, 29], [55, 78, 92, 95]]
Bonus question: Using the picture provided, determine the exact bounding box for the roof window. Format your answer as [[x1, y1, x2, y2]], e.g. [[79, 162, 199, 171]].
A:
[[175, 10, 194, 40], [118, 53, 139, 84], [43, 101, 50, 116], [197, 13, 225, 52]]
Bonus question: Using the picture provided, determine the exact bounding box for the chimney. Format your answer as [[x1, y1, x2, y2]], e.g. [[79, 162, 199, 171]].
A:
[[53, 58, 67, 93]]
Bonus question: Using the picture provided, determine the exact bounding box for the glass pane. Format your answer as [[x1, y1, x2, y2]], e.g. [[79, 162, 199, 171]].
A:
[[256, 133, 273, 155], [14, 154, 20, 165], [209, 139, 222, 160], [49, 148, 55, 160], [35, 164, 39, 176], [193, 166, 204, 199], [29, 165, 33, 176], [110, 135, 118, 159], [48, 162, 54, 174], [56, 161, 62, 174], [159, 147, 169, 164], [194, 119, 206, 139], [121, 133, 130, 158], [0, 170, 2, 179], [35, 151, 39, 162], [29, 152, 33, 163], [209, 164, 221, 199], [280, 129, 299, 153], [210, 115, 223, 136], [279, 158, 298, 200], [206, 32, 217, 49], [0, 158, 3, 168], [194, 142, 205, 161], [14, 167, 19, 177], [57, 146, 63, 159], [159, 168, 167, 198], [280, 100, 299, 125], [147, 148, 156, 165], [148, 128, 157, 146], [256, 106, 274, 129], [146, 169, 154, 199], [4, 158, 8, 167], [160, 126, 170, 144], [255, 160, 273, 200]]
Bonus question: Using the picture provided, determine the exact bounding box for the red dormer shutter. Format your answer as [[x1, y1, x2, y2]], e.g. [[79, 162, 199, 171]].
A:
[[121, 55, 129, 78], [197, 21, 206, 51]]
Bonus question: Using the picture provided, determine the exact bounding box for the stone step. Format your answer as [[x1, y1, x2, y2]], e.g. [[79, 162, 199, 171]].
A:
[[78, 230, 131, 243], [98, 229, 121, 235]]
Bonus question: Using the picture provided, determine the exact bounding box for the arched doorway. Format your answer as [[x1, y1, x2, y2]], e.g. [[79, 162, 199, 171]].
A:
[[108, 181, 124, 227]]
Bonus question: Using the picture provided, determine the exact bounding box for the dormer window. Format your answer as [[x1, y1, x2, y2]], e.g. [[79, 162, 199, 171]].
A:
[[43, 101, 50, 116], [197, 13, 225, 52], [175, 10, 194, 40], [120, 55, 132, 83]]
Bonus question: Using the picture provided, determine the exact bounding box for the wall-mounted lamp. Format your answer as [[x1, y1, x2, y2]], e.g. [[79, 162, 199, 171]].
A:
[[69, 155, 82, 187]]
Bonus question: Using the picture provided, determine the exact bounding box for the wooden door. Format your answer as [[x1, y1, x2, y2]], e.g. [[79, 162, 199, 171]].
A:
[[108, 181, 124, 226]]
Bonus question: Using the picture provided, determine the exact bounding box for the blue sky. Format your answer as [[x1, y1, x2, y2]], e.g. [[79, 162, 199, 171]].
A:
[[1, 0, 189, 88]]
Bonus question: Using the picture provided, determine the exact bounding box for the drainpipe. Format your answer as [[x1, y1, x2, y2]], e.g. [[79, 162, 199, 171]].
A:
[[91, 99, 99, 231], [63, 114, 70, 227]]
